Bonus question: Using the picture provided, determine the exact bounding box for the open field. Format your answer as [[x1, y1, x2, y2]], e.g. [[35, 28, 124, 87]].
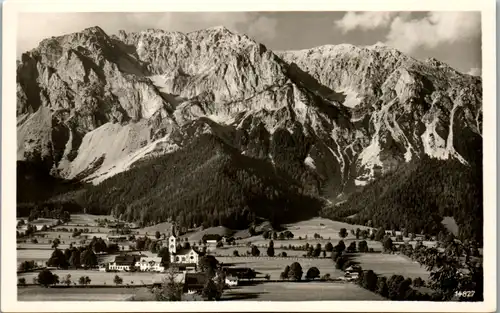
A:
[[65, 214, 115, 226], [224, 281, 384, 301], [17, 269, 172, 286], [18, 280, 383, 301], [283, 217, 374, 239], [352, 253, 429, 280], [217, 256, 342, 280], [17, 286, 151, 301]]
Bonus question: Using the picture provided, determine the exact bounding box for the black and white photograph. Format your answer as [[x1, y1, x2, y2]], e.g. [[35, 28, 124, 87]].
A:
[[2, 0, 496, 311]]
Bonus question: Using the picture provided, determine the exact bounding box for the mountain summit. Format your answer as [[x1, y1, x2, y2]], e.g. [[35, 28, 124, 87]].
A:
[[17, 26, 482, 235]]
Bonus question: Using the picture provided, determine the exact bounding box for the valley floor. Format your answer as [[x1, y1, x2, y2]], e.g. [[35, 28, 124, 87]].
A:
[[17, 281, 384, 301]]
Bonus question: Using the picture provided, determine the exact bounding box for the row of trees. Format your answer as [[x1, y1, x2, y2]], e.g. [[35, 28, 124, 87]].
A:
[[20, 270, 91, 288]]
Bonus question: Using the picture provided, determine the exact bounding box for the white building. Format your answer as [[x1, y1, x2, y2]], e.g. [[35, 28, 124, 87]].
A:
[[108, 255, 139, 271], [135, 257, 165, 272], [168, 235, 201, 266], [225, 276, 238, 286]]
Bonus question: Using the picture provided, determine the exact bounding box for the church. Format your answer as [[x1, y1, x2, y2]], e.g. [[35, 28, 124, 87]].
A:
[[167, 228, 204, 272]]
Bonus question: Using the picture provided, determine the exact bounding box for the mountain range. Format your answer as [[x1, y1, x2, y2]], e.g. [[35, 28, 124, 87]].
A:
[[16, 26, 483, 241]]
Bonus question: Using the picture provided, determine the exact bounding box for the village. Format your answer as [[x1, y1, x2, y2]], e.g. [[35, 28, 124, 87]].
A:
[[17, 213, 465, 301]]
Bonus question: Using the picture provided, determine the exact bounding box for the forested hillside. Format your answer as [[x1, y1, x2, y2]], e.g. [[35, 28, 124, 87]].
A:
[[320, 156, 483, 243], [75, 133, 325, 229]]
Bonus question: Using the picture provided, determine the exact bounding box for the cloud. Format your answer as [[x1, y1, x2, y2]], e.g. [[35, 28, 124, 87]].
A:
[[467, 67, 482, 76], [17, 12, 278, 54], [385, 12, 481, 53], [335, 12, 399, 33], [335, 11, 481, 53], [246, 16, 278, 41]]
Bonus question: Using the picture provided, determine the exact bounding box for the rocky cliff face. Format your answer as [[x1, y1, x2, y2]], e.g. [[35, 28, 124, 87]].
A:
[[17, 26, 482, 201]]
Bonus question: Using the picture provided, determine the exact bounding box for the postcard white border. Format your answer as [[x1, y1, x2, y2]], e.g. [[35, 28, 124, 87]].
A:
[[2, 0, 496, 312]]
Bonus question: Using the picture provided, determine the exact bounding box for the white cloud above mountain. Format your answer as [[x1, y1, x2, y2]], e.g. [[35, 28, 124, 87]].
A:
[[335, 11, 481, 53]]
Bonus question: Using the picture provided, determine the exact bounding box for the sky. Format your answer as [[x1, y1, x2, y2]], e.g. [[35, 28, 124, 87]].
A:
[[17, 11, 482, 75]]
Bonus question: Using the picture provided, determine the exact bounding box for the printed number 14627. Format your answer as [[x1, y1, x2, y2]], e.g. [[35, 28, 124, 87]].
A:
[[455, 291, 475, 298]]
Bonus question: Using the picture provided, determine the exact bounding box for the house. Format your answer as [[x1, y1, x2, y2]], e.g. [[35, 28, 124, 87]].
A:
[[202, 234, 222, 244], [108, 255, 140, 271], [107, 235, 128, 243], [168, 235, 202, 268], [135, 257, 165, 272], [183, 273, 207, 294], [225, 275, 238, 287], [344, 266, 360, 281]]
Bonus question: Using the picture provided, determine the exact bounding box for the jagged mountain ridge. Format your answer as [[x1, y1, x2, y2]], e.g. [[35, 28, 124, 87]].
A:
[[17, 26, 482, 202]]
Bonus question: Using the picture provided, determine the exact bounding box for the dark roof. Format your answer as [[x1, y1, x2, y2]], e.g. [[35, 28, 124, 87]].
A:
[[170, 263, 197, 268], [202, 234, 222, 241], [175, 248, 200, 255], [184, 273, 207, 290], [113, 255, 139, 265]]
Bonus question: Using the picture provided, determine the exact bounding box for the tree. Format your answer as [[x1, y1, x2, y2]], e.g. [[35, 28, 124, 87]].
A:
[[383, 237, 393, 253], [289, 262, 303, 281], [278, 232, 285, 240], [280, 265, 290, 280], [377, 276, 389, 298], [69, 250, 81, 268], [262, 231, 270, 240], [113, 275, 123, 286], [18, 260, 36, 272], [325, 242, 334, 252], [358, 240, 369, 253], [251, 245, 260, 257], [37, 269, 59, 287], [362, 270, 378, 292], [157, 247, 170, 267], [80, 249, 98, 268], [306, 267, 320, 280], [47, 248, 69, 269], [78, 276, 91, 286], [202, 279, 220, 301], [154, 268, 183, 301], [339, 228, 348, 238], [273, 232, 278, 240], [347, 242, 357, 253], [155, 231, 161, 239], [313, 243, 322, 257], [51, 238, 60, 249], [149, 241, 158, 254], [387, 275, 406, 300], [334, 240, 346, 253], [18, 278, 27, 287], [375, 228, 386, 241], [233, 250, 239, 257], [198, 255, 219, 278], [62, 274, 72, 286], [412, 277, 424, 288], [267, 240, 275, 257], [355, 228, 361, 239]]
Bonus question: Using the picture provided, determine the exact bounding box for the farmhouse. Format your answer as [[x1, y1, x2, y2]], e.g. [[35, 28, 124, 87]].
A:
[[108, 255, 139, 271], [107, 235, 128, 243], [183, 273, 207, 294], [135, 257, 165, 272], [225, 275, 238, 286]]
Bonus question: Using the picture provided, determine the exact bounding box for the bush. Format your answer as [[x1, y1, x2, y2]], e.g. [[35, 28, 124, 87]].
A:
[[289, 262, 302, 281], [233, 250, 239, 257], [305, 267, 320, 280], [37, 269, 59, 287], [18, 277, 27, 287]]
